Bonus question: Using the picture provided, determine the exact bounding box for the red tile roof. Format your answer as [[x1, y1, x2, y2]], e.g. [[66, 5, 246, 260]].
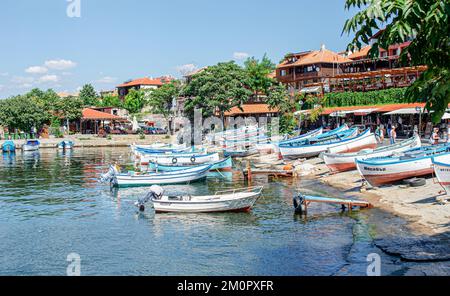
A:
[[224, 104, 280, 116], [278, 48, 352, 69], [348, 45, 372, 60], [117, 77, 166, 88], [82, 108, 126, 121]]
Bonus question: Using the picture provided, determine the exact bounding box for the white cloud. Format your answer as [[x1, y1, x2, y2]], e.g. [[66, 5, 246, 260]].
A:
[[25, 66, 48, 74], [233, 52, 250, 60], [97, 76, 117, 83], [176, 64, 198, 76], [39, 74, 59, 83], [0, 84, 4, 90], [19, 83, 33, 89], [0, 72, 9, 77], [44, 59, 77, 70]]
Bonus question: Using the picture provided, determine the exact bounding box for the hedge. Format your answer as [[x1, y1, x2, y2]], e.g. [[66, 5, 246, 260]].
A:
[[322, 88, 407, 108]]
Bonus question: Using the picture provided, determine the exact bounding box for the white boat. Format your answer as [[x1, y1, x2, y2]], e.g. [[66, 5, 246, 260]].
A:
[[279, 128, 359, 159], [101, 164, 212, 187], [279, 125, 344, 145], [356, 145, 450, 187], [432, 154, 450, 194], [325, 129, 377, 154], [323, 135, 421, 173], [22, 140, 40, 152], [136, 185, 264, 213], [138, 152, 219, 166]]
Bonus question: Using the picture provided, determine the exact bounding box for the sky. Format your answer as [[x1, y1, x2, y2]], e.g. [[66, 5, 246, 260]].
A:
[[0, 0, 357, 98]]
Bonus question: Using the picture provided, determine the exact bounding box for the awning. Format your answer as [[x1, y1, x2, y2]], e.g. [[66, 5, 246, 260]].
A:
[[300, 86, 321, 94], [352, 108, 377, 116], [441, 113, 450, 120], [384, 107, 425, 115]]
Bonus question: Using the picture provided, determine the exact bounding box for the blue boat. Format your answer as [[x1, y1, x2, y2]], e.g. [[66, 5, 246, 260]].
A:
[[22, 140, 40, 152], [148, 157, 233, 172], [280, 125, 347, 145], [1, 140, 16, 153]]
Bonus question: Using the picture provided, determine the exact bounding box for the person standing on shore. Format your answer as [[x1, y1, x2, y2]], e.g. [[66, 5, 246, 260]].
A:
[[389, 126, 397, 144], [375, 126, 383, 144], [431, 127, 440, 145]]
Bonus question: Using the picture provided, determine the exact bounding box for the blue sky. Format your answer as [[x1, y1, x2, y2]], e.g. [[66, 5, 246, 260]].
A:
[[0, 0, 356, 98]]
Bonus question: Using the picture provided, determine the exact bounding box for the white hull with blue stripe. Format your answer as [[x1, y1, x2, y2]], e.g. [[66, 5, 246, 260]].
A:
[[432, 154, 450, 194]]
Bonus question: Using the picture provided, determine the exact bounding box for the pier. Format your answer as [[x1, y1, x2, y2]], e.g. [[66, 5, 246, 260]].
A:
[[294, 195, 373, 215]]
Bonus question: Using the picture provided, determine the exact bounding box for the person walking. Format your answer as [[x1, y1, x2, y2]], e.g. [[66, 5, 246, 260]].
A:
[[375, 126, 382, 144], [389, 126, 397, 144]]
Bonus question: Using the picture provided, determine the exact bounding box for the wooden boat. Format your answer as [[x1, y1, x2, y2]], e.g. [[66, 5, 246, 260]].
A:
[[293, 194, 372, 215], [279, 128, 359, 159], [2, 140, 15, 153], [138, 152, 219, 166], [356, 145, 450, 187], [138, 186, 264, 213], [223, 148, 259, 158], [325, 129, 377, 154], [57, 140, 74, 150], [279, 125, 344, 145], [22, 140, 40, 152], [431, 153, 450, 194], [323, 135, 421, 173], [148, 157, 233, 172], [102, 164, 212, 187]]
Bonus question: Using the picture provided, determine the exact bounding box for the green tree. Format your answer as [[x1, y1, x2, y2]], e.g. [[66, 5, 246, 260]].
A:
[[100, 95, 122, 108], [147, 81, 181, 134], [343, 0, 450, 122], [244, 54, 275, 99], [79, 84, 99, 106], [182, 61, 252, 120], [124, 88, 145, 114], [0, 95, 47, 133]]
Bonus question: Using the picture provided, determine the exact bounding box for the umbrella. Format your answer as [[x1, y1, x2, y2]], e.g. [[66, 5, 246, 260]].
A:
[[132, 116, 139, 132]]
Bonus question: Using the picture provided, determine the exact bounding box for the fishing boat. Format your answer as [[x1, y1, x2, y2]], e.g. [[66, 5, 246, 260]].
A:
[[22, 140, 40, 152], [148, 157, 233, 172], [356, 145, 450, 187], [135, 146, 203, 155], [431, 153, 450, 194], [279, 125, 346, 145], [324, 129, 377, 154], [101, 164, 212, 187], [279, 128, 359, 159], [136, 185, 264, 213], [223, 148, 259, 158], [138, 152, 220, 166], [57, 140, 74, 150], [1, 140, 16, 153], [323, 135, 421, 173]]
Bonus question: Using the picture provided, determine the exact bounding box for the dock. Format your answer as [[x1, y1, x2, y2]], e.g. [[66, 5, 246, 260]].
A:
[[294, 194, 373, 215]]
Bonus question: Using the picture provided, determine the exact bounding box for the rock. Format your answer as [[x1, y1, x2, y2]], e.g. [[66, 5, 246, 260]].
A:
[[294, 163, 315, 176], [374, 235, 450, 262]]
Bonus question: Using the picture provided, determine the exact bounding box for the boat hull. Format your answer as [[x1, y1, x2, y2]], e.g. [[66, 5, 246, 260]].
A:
[[149, 157, 233, 172], [356, 157, 434, 187], [432, 154, 450, 194], [114, 170, 209, 187], [139, 152, 220, 166], [152, 194, 260, 213]]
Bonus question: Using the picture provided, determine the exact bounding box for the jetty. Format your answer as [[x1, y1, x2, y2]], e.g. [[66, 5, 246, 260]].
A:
[[293, 194, 373, 215]]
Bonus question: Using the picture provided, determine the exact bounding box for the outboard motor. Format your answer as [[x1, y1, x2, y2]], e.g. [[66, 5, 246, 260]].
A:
[[293, 194, 306, 215], [135, 185, 164, 211], [100, 165, 118, 184]]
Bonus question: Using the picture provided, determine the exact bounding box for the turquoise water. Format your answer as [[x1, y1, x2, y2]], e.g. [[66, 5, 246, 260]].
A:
[[0, 147, 386, 275]]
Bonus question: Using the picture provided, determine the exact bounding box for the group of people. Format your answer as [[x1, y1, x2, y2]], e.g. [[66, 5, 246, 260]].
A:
[[374, 125, 443, 145]]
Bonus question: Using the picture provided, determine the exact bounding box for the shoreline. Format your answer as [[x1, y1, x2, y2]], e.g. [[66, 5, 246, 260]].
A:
[[0, 135, 173, 149], [305, 158, 450, 235]]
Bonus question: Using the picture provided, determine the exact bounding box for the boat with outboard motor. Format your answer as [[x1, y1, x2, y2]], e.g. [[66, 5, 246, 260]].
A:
[[135, 185, 264, 213], [100, 163, 212, 187]]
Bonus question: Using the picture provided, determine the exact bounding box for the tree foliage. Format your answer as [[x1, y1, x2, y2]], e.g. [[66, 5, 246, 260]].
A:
[[100, 95, 122, 108], [79, 84, 98, 106], [57, 96, 83, 121], [244, 54, 276, 98], [147, 81, 180, 119], [182, 61, 253, 119], [343, 0, 450, 122], [123, 88, 145, 114], [0, 95, 47, 132], [323, 87, 406, 107]]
